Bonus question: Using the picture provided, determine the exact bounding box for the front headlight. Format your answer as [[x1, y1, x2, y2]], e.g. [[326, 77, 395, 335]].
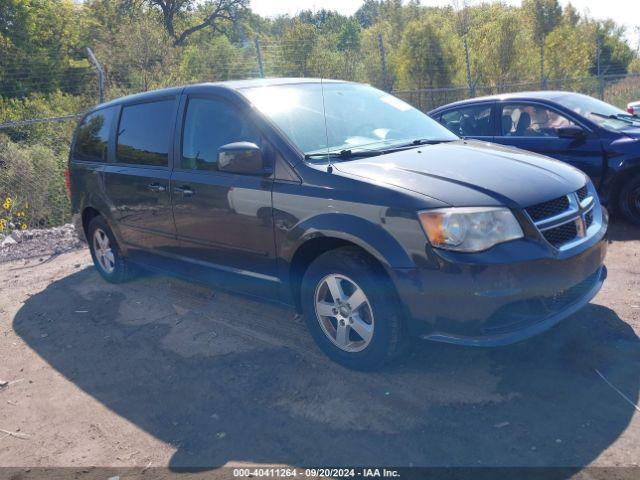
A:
[[418, 207, 524, 252]]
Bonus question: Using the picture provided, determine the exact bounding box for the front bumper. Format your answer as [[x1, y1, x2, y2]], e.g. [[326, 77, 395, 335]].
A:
[[392, 227, 608, 347]]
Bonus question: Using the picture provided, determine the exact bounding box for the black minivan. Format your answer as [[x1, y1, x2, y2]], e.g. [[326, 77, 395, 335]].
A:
[[69, 79, 608, 370]]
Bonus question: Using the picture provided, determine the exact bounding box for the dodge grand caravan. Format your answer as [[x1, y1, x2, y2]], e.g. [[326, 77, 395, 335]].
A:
[[69, 79, 608, 370]]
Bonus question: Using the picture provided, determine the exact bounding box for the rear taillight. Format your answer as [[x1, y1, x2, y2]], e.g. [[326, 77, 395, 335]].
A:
[[628, 106, 635, 114], [65, 165, 71, 200]]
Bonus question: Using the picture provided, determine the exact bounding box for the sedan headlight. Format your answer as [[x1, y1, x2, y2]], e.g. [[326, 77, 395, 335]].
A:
[[418, 207, 524, 252]]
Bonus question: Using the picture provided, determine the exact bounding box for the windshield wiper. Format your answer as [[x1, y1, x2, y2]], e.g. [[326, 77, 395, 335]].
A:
[[304, 149, 384, 161], [590, 112, 637, 124], [411, 138, 457, 145], [381, 138, 456, 152], [304, 139, 457, 162]]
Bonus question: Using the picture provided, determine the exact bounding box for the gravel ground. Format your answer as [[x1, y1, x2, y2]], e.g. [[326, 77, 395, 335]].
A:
[[0, 224, 82, 263], [0, 221, 639, 476]]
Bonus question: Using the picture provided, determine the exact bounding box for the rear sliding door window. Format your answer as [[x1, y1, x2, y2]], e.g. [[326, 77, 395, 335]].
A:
[[116, 100, 174, 166], [74, 106, 117, 162]]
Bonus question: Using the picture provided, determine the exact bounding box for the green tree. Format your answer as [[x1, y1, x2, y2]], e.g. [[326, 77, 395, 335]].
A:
[[297, 9, 348, 33], [522, 0, 562, 87], [94, 15, 180, 93], [471, 6, 527, 89], [397, 18, 458, 90], [355, 0, 382, 28], [546, 22, 593, 80], [0, 0, 89, 98], [276, 20, 317, 77], [145, 0, 248, 45], [181, 36, 251, 82], [563, 2, 580, 27], [338, 19, 361, 53], [590, 20, 635, 76], [335, 19, 363, 80], [360, 22, 394, 90]]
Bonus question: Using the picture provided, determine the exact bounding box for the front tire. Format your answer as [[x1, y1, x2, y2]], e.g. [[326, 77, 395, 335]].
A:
[[300, 247, 408, 370], [618, 173, 640, 226], [87, 216, 136, 283]]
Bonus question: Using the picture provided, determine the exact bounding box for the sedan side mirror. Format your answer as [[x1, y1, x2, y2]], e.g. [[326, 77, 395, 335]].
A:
[[557, 125, 585, 139], [218, 142, 268, 175]]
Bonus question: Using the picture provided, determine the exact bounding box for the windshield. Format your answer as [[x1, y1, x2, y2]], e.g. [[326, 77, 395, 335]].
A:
[[241, 82, 458, 160], [554, 93, 640, 131]]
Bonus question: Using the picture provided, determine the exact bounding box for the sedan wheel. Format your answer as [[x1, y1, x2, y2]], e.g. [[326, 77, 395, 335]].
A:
[[619, 173, 640, 226]]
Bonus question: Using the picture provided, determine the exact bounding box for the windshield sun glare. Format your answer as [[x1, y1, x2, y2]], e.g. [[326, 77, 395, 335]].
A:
[[242, 82, 458, 159]]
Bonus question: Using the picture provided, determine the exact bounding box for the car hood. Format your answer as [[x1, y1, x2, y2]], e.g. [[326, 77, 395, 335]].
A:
[[333, 140, 587, 208], [621, 127, 640, 139]]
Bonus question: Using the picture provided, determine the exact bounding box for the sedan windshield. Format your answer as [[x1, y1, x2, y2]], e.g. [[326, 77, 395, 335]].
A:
[[554, 93, 640, 131], [241, 82, 458, 161]]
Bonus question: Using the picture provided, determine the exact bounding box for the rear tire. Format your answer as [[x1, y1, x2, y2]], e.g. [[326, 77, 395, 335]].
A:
[[87, 216, 136, 284], [617, 173, 640, 226], [300, 246, 408, 370]]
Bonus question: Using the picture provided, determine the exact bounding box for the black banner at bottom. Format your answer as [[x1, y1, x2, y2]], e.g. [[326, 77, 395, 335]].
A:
[[1, 467, 640, 480]]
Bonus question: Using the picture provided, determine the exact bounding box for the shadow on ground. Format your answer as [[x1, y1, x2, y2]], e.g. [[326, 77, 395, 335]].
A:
[[13, 266, 640, 470], [607, 220, 640, 242]]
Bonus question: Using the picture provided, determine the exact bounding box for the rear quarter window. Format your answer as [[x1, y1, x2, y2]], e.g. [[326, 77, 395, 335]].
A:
[[440, 104, 493, 137], [74, 106, 117, 162], [116, 100, 174, 167]]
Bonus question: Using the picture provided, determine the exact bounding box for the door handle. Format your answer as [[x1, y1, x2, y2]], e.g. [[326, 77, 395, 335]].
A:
[[174, 185, 195, 197], [147, 182, 166, 193]]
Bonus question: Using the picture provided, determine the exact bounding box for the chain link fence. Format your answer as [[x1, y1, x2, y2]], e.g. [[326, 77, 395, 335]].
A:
[[393, 74, 640, 112], [2, 41, 640, 235]]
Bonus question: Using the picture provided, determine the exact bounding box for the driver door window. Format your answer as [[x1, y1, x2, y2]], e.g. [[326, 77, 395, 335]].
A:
[[181, 98, 261, 171], [501, 104, 574, 137]]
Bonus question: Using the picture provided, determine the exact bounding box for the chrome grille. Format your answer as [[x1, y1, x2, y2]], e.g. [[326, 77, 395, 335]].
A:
[[525, 183, 599, 250], [526, 196, 570, 222], [542, 221, 577, 247], [577, 185, 588, 202], [585, 210, 594, 229]]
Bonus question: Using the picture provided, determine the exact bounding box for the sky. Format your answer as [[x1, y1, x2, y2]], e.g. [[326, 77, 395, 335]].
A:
[[249, 0, 639, 47]]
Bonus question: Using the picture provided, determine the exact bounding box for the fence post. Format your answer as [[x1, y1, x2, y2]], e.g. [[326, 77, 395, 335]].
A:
[[596, 38, 605, 100], [86, 47, 105, 104], [378, 33, 389, 92], [463, 36, 475, 97], [254, 38, 265, 78]]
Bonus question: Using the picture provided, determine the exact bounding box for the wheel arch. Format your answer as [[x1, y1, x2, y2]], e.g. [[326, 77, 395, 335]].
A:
[[81, 205, 129, 255], [81, 206, 102, 238], [282, 213, 414, 312], [608, 163, 640, 213]]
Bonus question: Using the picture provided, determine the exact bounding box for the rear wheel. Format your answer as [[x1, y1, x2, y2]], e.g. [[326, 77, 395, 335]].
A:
[[617, 173, 640, 226], [300, 247, 408, 370], [87, 216, 136, 283]]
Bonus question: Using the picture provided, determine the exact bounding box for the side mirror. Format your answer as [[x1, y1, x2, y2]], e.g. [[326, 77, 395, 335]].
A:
[[218, 142, 268, 175], [557, 125, 585, 139]]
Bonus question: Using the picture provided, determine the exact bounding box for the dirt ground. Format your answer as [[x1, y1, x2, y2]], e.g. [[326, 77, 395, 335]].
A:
[[0, 222, 639, 475]]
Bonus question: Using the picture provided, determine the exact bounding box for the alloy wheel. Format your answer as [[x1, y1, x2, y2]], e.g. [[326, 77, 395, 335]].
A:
[[314, 274, 375, 353], [92, 228, 115, 274]]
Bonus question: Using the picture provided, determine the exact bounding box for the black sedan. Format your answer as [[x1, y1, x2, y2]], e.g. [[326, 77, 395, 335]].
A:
[[430, 91, 640, 225]]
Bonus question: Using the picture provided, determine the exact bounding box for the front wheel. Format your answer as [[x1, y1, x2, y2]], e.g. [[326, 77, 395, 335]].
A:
[[618, 173, 640, 226], [300, 247, 408, 370]]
